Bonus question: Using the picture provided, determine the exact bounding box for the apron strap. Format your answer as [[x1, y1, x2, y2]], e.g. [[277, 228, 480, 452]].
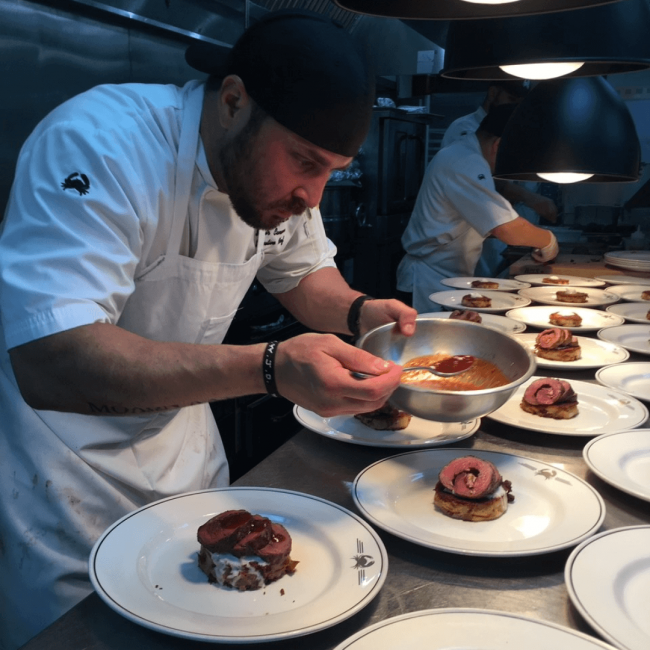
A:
[[167, 84, 205, 256]]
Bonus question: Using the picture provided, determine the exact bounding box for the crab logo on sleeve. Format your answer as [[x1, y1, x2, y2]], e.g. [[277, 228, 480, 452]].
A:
[[61, 172, 90, 196]]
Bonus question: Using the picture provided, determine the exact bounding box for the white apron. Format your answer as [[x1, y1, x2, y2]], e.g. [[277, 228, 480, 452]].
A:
[[0, 85, 262, 650]]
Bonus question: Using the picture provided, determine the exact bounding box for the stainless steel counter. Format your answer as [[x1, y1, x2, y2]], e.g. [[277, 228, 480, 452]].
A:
[[20, 361, 650, 649]]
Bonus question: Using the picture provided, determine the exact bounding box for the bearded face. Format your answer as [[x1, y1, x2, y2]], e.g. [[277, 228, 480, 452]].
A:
[[218, 105, 308, 230]]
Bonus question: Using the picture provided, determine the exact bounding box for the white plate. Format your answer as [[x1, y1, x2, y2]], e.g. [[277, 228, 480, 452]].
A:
[[334, 608, 619, 650], [604, 250, 650, 272], [440, 276, 531, 291], [89, 487, 388, 643], [606, 302, 650, 325], [511, 333, 629, 370], [605, 284, 650, 302], [352, 449, 605, 557], [597, 324, 650, 356], [506, 305, 624, 332], [293, 405, 480, 448], [595, 362, 650, 402], [518, 286, 620, 308], [595, 274, 650, 286], [428, 289, 531, 313], [486, 376, 648, 436], [583, 430, 650, 502], [566, 526, 650, 650], [514, 273, 607, 287], [419, 310, 526, 334]]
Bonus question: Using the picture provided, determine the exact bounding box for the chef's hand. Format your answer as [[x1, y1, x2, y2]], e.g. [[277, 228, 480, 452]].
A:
[[531, 231, 559, 263], [526, 194, 558, 223], [274, 333, 403, 417], [359, 298, 417, 338]]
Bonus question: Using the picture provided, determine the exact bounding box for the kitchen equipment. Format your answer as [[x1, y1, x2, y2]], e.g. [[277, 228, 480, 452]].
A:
[[356, 318, 536, 422]]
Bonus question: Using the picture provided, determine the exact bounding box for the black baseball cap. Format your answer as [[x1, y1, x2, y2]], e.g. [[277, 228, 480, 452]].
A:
[[478, 103, 519, 137], [185, 10, 375, 157]]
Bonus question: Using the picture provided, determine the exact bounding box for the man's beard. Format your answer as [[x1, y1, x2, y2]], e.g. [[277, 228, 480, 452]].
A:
[[219, 116, 307, 230]]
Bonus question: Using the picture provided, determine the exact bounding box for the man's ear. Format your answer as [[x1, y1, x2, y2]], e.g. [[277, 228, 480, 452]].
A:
[[217, 75, 251, 128]]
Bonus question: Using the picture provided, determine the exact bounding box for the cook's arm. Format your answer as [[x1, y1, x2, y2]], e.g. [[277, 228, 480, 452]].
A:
[[9, 320, 402, 418], [490, 216, 553, 248], [273, 266, 417, 337]]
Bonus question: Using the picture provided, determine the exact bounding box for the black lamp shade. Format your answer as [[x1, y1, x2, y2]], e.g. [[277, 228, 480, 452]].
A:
[[332, 0, 622, 20], [495, 76, 641, 183], [442, 0, 650, 79]]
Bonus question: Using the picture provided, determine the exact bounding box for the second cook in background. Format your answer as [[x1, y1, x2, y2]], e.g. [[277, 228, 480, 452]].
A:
[[396, 104, 559, 312]]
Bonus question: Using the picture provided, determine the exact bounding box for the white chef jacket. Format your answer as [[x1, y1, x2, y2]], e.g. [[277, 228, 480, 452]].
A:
[[440, 106, 486, 149], [0, 80, 336, 649], [440, 105, 542, 277], [396, 133, 518, 312]]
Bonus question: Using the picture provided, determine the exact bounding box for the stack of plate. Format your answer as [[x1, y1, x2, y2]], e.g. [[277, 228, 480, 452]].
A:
[[604, 251, 650, 272]]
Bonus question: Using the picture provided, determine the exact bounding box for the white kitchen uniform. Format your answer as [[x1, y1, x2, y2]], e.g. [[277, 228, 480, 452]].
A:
[[0, 80, 335, 649], [396, 133, 518, 312], [440, 106, 543, 278], [440, 105, 486, 149]]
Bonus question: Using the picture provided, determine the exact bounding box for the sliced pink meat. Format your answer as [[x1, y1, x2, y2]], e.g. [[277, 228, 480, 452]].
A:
[[438, 455, 502, 499], [536, 328, 572, 349], [523, 378, 576, 405]]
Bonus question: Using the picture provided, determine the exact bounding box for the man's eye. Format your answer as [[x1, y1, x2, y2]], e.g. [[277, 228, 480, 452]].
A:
[[296, 156, 315, 170]]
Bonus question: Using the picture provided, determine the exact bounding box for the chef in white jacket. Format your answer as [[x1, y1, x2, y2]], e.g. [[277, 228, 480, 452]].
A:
[[396, 104, 558, 312], [441, 81, 558, 278], [0, 11, 416, 649]]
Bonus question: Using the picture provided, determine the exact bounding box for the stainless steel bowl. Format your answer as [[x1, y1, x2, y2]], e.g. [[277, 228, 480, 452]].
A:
[[357, 317, 536, 422]]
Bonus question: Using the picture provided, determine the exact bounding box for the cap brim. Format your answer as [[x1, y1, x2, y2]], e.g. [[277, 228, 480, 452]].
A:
[[185, 41, 230, 76]]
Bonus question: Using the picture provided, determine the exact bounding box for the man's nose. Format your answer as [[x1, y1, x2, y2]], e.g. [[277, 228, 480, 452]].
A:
[[293, 174, 330, 209]]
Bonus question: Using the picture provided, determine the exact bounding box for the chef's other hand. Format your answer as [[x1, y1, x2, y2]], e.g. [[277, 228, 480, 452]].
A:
[[360, 298, 417, 338], [528, 194, 558, 223], [531, 231, 559, 263], [274, 333, 403, 417]]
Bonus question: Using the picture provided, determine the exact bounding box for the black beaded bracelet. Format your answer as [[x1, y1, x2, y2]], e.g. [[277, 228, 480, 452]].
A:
[[347, 295, 375, 340], [262, 340, 280, 398]]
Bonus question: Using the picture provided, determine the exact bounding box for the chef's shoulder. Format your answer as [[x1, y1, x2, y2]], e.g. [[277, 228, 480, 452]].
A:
[[432, 138, 487, 176], [29, 82, 188, 151]]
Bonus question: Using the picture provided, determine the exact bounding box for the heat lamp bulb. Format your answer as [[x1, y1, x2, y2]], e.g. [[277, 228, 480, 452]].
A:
[[500, 62, 585, 80], [537, 172, 594, 184]]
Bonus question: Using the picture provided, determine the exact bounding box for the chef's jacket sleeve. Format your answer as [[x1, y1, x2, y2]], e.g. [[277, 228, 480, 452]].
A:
[[255, 206, 337, 294], [443, 153, 519, 236], [0, 119, 155, 350]]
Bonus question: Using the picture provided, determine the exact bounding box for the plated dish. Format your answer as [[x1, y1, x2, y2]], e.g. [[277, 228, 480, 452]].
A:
[[517, 286, 620, 308], [487, 376, 648, 436], [565, 526, 650, 650], [440, 276, 531, 291], [352, 448, 605, 557], [511, 333, 629, 370], [428, 289, 531, 313], [89, 487, 388, 643], [595, 362, 650, 402], [505, 305, 624, 332], [605, 284, 650, 302], [514, 274, 606, 288], [334, 608, 619, 650], [583, 429, 650, 502], [293, 405, 480, 448], [595, 274, 650, 286], [606, 301, 650, 325], [597, 324, 650, 356], [419, 310, 526, 334]]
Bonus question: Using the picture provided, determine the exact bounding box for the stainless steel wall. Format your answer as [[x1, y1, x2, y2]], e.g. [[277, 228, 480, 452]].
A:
[[0, 0, 435, 216], [0, 0, 214, 215]]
